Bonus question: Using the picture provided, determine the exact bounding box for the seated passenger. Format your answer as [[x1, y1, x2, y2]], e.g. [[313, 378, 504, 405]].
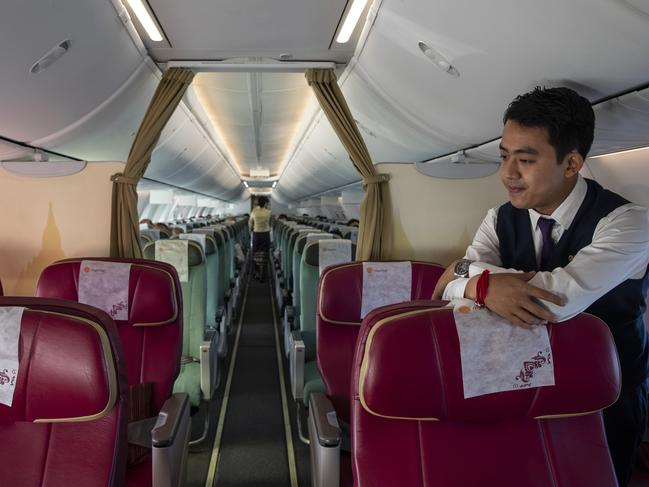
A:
[[346, 218, 359, 227], [171, 227, 185, 238], [154, 222, 172, 234], [433, 86, 649, 487], [139, 218, 153, 228]]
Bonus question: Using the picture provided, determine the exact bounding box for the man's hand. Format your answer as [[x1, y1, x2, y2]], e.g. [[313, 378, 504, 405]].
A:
[[431, 259, 461, 300], [467, 272, 565, 326]]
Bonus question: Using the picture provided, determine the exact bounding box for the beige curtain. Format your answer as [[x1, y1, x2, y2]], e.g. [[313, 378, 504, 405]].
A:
[[110, 68, 194, 258], [305, 69, 390, 260]]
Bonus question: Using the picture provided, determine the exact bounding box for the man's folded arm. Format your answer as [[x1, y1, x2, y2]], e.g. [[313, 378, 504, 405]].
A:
[[528, 205, 649, 322]]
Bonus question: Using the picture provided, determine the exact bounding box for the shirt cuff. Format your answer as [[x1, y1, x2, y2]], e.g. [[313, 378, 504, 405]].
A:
[[443, 278, 469, 301], [468, 262, 512, 276]]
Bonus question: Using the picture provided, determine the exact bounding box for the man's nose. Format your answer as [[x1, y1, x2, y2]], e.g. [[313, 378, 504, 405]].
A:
[[500, 157, 519, 179]]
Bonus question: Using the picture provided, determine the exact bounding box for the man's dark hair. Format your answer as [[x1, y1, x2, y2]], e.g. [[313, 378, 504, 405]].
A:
[[257, 196, 269, 208], [503, 87, 595, 161]]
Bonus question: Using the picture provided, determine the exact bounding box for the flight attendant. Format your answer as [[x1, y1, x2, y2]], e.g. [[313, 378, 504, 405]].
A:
[[249, 196, 272, 280], [433, 87, 649, 486]]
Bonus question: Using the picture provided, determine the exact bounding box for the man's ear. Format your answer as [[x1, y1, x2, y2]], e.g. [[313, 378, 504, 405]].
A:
[[563, 151, 584, 178]]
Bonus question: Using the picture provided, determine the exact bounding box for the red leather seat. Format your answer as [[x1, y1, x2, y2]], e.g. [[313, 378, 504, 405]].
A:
[[351, 306, 620, 486], [36, 258, 187, 487], [0, 297, 128, 487], [316, 261, 444, 425]]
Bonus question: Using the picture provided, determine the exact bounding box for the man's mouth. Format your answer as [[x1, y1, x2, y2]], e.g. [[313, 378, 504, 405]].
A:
[[506, 185, 526, 195]]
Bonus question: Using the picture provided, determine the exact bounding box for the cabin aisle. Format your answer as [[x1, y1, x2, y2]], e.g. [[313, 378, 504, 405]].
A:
[[211, 276, 295, 486]]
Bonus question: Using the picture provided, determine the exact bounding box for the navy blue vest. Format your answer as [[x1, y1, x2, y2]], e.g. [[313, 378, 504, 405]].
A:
[[496, 178, 649, 388]]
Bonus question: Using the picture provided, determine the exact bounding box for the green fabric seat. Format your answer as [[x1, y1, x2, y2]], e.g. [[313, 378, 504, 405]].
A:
[[194, 234, 219, 329], [173, 361, 202, 407], [210, 228, 229, 309], [144, 239, 208, 407], [291, 232, 326, 330], [298, 239, 355, 406]]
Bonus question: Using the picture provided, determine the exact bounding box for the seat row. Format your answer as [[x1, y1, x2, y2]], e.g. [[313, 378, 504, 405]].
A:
[[271, 215, 621, 486], [0, 215, 250, 487]]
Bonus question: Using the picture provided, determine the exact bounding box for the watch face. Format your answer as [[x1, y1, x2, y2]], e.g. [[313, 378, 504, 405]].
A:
[[454, 259, 471, 277]]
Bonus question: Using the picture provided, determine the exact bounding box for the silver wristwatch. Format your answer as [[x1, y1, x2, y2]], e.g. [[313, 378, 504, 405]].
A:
[[453, 259, 473, 278]]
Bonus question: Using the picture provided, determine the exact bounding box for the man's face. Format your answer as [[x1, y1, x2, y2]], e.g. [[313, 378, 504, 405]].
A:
[[499, 120, 573, 215]]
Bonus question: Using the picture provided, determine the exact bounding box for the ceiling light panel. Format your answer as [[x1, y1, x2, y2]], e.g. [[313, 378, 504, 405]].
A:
[[194, 71, 314, 179], [336, 0, 370, 43], [125, 0, 163, 41]]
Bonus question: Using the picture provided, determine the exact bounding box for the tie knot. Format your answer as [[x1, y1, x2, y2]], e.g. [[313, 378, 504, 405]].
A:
[[538, 217, 555, 239]]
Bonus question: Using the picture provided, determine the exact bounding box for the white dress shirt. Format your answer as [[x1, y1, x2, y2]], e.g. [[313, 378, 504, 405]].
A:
[[443, 175, 649, 322]]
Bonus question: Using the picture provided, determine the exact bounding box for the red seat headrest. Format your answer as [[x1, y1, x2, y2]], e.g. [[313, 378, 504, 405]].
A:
[[357, 307, 621, 422], [36, 259, 178, 327], [0, 297, 125, 423], [318, 261, 445, 324]]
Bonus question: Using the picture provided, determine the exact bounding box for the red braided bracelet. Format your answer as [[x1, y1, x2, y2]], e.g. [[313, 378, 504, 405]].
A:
[[475, 269, 490, 308]]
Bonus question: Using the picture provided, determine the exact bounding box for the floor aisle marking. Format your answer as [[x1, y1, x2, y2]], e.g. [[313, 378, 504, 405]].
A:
[[205, 279, 250, 487], [269, 275, 299, 487]]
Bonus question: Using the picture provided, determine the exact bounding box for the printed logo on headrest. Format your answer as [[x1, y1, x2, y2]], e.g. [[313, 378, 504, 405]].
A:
[[84, 266, 107, 274], [366, 266, 388, 274], [514, 349, 552, 387], [0, 368, 16, 387]]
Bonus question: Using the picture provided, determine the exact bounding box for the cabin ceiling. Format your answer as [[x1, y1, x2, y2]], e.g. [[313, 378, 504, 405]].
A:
[[192, 72, 315, 180], [1, 0, 649, 204], [140, 0, 357, 64]]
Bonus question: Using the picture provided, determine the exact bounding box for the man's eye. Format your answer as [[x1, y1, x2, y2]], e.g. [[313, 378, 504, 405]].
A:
[[519, 159, 534, 164]]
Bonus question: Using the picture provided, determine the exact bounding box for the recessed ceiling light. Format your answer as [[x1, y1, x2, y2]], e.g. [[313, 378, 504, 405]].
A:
[[418, 41, 460, 77], [125, 0, 163, 42], [30, 40, 70, 74], [336, 0, 370, 44]]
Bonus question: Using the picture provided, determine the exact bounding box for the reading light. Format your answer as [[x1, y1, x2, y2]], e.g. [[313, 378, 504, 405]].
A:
[[272, 181, 277, 188], [243, 181, 249, 188], [418, 42, 460, 77], [336, 0, 370, 43], [125, 0, 163, 41], [30, 40, 70, 74]]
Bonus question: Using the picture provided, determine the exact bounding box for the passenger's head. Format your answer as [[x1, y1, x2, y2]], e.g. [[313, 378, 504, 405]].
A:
[[257, 196, 269, 208], [171, 227, 184, 238], [346, 218, 359, 227], [499, 87, 593, 215], [154, 222, 171, 233], [140, 218, 153, 228]]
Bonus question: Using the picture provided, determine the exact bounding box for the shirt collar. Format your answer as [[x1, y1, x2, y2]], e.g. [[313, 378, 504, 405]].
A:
[[529, 175, 587, 230]]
